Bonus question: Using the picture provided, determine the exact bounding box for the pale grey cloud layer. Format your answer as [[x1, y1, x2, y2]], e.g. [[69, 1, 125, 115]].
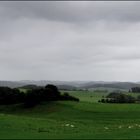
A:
[[0, 1, 140, 81]]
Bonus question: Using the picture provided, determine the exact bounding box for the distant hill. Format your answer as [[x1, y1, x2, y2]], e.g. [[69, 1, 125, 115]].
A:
[[0, 80, 140, 91], [57, 85, 77, 90], [81, 82, 140, 90], [0, 81, 26, 88], [19, 84, 43, 90]]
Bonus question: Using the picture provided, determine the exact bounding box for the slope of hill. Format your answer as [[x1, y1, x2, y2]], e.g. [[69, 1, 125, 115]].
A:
[[1, 101, 140, 139], [0, 80, 140, 90], [82, 82, 140, 90], [0, 81, 26, 88]]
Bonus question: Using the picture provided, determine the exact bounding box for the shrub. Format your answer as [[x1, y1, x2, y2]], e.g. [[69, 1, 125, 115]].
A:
[[131, 87, 140, 93], [0, 85, 79, 107], [0, 87, 25, 105], [100, 92, 136, 104], [101, 99, 105, 103]]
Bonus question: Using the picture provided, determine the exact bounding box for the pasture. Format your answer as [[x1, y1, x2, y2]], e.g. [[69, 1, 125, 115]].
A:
[[0, 90, 140, 139], [64, 90, 108, 103]]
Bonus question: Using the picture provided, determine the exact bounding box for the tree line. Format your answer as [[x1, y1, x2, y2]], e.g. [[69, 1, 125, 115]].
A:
[[0, 85, 79, 107], [98, 91, 140, 103], [130, 87, 140, 93]]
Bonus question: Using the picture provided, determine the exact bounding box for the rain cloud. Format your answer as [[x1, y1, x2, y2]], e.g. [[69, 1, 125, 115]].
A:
[[0, 1, 140, 81]]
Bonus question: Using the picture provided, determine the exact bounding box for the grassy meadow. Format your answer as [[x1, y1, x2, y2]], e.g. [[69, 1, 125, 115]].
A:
[[1, 90, 140, 139], [66, 90, 108, 103]]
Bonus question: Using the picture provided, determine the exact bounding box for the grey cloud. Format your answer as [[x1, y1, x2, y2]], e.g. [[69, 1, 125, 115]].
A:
[[1, 2, 140, 23], [0, 2, 140, 81]]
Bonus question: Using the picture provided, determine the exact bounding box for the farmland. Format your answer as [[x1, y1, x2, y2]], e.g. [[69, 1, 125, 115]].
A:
[[1, 90, 140, 139]]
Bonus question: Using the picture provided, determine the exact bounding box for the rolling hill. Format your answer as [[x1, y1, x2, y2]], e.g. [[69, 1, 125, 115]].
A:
[[0, 80, 140, 91]]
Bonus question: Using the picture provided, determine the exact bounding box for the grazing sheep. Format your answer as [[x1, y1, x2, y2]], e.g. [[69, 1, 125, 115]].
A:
[[65, 124, 70, 126]]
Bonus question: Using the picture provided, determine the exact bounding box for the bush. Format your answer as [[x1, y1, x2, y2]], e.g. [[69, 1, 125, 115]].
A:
[[0, 87, 25, 105], [101, 99, 105, 103], [24, 85, 79, 107], [131, 87, 140, 93], [0, 85, 79, 107], [100, 92, 136, 103], [61, 92, 79, 102]]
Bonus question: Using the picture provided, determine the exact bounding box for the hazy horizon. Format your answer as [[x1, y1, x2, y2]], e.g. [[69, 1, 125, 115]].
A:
[[0, 79, 140, 83], [1, 2, 140, 81]]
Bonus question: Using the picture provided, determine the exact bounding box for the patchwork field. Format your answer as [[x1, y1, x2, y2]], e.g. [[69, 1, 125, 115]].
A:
[[1, 90, 140, 139]]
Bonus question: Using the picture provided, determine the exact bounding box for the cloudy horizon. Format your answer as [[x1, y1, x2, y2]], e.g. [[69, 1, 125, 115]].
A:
[[1, 1, 140, 82]]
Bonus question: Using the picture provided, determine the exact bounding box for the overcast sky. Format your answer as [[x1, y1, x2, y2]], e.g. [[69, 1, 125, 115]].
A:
[[1, 1, 140, 81]]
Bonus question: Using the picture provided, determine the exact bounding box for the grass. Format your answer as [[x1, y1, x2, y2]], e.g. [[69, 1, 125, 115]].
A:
[[62, 90, 108, 103], [18, 88, 28, 93], [1, 90, 140, 139]]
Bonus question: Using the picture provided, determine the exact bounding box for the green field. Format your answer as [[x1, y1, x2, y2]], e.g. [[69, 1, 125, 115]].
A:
[[66, 90, 108, 103], [1, 90, 140, 139]]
